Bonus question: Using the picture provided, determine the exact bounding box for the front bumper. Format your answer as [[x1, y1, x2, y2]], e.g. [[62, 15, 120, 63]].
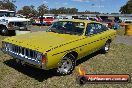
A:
[[1, 47, 43, 69]]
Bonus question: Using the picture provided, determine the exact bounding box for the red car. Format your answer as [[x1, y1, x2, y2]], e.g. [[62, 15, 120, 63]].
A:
[[102, 19, 115, 28], [44, 16, 54, 25], [32, 16, 54, 26]]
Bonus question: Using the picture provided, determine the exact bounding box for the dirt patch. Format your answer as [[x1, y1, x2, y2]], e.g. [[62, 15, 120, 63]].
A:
[[113, 35, 132, 46]]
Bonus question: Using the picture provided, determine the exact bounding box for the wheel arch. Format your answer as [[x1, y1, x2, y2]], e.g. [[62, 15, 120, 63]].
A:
[[65, 51, 78, 60], [107, 39, 112, 43], [0, 24, 7, 29]]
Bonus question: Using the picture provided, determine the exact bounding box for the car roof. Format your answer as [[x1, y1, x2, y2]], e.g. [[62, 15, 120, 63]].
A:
[[59, 19, 97, 23], [0, 10, 15, 12]]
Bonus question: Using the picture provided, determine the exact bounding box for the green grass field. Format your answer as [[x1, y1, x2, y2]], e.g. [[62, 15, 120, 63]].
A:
[[0, 29, 132, 88]]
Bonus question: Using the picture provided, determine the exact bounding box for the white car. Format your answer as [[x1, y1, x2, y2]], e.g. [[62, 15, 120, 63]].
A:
[[0, 10, 30, 35], [123, 19, 132, 24]]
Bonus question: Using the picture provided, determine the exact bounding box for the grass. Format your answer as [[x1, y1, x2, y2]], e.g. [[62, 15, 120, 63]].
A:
[[0, 29, 132, 88], [116, 28, 125, 36]]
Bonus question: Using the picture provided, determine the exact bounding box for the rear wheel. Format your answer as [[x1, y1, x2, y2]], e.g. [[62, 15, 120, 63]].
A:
[[57, 54, 76, 75], [101, 41, 111, 54]]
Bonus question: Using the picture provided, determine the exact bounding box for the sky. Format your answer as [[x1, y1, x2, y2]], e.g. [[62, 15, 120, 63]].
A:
[[14, 0, 128, 13]]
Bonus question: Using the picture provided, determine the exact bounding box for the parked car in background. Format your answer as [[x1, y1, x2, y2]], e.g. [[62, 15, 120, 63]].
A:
[[102, 19, 120, 29], [124, 19, 132, 24], [32, 17, 40, 25], [16, 14, 26, 18], [0, 10, 31, 35], [2, 19, 116, 75], [32, 16, 54, 26]]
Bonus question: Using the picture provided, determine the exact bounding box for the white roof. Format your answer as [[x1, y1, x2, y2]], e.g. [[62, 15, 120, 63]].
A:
[[43, 16, 54, 17], [0, 17, 30, 22], [0, 10, 15, 12]]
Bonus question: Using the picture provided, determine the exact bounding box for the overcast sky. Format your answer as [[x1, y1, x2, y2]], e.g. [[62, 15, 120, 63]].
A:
[[15, 0, 128, 13]]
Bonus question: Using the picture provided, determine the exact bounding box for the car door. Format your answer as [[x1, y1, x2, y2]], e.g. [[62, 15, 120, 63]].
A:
[[82, 23, 104, 56], [97, 23, 110, 45]]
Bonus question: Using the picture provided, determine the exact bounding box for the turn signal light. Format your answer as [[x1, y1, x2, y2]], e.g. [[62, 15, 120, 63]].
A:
[[42, 55, 47, 64]]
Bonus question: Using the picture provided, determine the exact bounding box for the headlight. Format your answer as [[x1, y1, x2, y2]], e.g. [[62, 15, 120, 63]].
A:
[[36, 52, 42, 61], [0, 19, 8, 23], [5, 43, 9, 51], [36, 52, 47, 64], [2, 42, 11, 51]]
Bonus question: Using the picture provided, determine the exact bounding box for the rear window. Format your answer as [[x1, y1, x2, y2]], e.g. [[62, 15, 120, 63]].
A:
[[103, 19, 112, 22], [46, 17, 53, 19], [125, 21, 132, 23]]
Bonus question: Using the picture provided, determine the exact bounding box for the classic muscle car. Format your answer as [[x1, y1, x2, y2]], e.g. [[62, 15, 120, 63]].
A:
[[1, 20, 116, 75]]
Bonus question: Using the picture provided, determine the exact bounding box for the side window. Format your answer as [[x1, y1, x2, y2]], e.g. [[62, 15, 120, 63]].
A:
[[85, 23, 97, 36], [94, 23, 102, 33], [85, 23, 108, 36], [95, 23, 108, 33], [101, 24, 108, 31]]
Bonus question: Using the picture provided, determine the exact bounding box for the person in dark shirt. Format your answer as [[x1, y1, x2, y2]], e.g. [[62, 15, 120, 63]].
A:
[[39, 15, 44, 26]]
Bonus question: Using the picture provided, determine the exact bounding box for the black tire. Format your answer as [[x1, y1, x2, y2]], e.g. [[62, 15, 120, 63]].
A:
[[101, 41, 111, 54], [1, 27, 8, 36], [57, 54, 76, 75]]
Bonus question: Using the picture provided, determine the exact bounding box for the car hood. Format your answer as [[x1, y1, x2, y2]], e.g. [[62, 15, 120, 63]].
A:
[[3, 31, 81, 53]]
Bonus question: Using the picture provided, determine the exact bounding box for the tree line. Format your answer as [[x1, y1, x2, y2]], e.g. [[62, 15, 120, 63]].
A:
[[0, 0, 16, 11], [17, 5, 79, 16]]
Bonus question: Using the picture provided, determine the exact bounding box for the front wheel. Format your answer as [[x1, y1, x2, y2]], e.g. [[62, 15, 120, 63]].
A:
[[1, 28, 8, 36], [57, 54, 76, 75]]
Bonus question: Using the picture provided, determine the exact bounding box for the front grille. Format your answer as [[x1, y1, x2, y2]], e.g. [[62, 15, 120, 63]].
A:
[[5, 43, 39, 61]]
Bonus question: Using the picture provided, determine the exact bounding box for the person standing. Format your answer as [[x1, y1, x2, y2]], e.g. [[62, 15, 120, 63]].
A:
[[95, 15, 102, 22], [39, 15, 44, 26]]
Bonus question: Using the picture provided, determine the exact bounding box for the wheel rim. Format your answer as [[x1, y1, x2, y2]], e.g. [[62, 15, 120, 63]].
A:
[[58, 58, 73, 74], [1, 29, 7, 34], [105, 43, 109, 51]]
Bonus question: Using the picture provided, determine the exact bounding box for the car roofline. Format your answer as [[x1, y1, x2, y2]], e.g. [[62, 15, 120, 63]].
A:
[[58, 19, 97, 23]]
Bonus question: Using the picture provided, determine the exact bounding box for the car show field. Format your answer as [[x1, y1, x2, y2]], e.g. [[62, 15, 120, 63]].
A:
[[0, 0, 132, 87], [0, 27, 132, 88]]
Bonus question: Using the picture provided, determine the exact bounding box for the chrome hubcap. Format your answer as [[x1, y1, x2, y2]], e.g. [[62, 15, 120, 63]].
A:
[[2, 29, 6, 33], [105, 43, 109, 51], [58, 58, 73, 73]]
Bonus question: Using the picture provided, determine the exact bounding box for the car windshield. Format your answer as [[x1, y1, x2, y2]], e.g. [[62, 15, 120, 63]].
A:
[[0, 11, 15, 17], [47, 21, 85, 35], [103, 19, 112, 22]]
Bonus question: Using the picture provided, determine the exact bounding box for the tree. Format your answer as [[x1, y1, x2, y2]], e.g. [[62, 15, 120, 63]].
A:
[[3, 2, 16, 11], [120, 0, 132, 14], [20, 6, 32, 16], [48, 7, 78, 14], [49, 8, 58, 14], [17, 5, 38, 17], [70, 8, 78, 14], [0, 0, 16, 11], [37, 4, 48, 16], [29, 5, 38, 16]]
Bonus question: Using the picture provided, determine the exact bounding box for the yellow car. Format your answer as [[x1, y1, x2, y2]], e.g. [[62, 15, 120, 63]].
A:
[[1, 20, 116, 75]]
